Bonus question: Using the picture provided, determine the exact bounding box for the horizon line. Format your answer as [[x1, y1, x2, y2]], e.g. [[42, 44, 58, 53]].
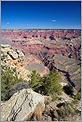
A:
[[1, 28, 81, 30]]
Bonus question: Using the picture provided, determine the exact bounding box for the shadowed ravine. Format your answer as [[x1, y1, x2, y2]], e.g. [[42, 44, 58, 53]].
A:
[[38, 52, 80, 91]]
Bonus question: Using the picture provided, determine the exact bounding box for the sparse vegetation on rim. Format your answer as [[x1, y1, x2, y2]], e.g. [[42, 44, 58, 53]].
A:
[[29, 70, 62, 98], [1, 67, 23, 101], [1, 67, 62, 101]]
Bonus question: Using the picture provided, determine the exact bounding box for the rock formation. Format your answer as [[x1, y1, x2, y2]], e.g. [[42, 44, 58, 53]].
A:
[[1, 89, 45, 121]]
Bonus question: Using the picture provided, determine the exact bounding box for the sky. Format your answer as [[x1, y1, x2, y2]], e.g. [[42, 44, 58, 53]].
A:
[[1, 1, 81, 29]]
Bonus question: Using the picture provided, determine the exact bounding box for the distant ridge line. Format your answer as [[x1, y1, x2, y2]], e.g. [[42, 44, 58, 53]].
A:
[[2, 29, 81, 31]]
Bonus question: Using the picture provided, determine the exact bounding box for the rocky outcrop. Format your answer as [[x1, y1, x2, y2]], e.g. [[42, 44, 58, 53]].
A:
[[16, 49, 25, 58], [1, 44, 49, 80], [43, 99, 81, 121], [7, 51, 18, 60], [1, 89, 45, 121], [1, 44, 25, 60], [1, 88, 81, 121]]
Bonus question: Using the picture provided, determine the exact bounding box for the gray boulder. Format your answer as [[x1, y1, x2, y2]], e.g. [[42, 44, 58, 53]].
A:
[[9, 82, 30, 97]]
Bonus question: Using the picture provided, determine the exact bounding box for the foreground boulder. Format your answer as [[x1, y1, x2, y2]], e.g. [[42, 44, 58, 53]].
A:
[[1, 89, 45, 121]]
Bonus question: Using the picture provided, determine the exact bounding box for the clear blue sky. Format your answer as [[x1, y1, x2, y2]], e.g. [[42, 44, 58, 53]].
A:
[[1, 1, 81, 29]]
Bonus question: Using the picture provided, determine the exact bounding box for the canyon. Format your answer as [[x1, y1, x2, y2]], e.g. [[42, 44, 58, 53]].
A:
[[1, 29, 81, 121]]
